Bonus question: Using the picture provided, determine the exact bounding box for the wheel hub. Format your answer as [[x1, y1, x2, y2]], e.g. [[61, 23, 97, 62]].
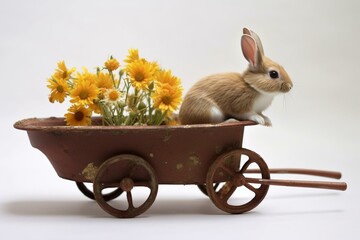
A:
[[120, 178, 134, 192], [233, 173, 246, 187]]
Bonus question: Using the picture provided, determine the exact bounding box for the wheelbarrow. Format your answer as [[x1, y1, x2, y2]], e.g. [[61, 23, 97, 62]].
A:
[[14, 117, 347, 218]]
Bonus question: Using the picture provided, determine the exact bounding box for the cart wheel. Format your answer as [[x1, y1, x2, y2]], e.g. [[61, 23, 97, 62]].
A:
[[93, 154, 158, 218], [206, 148, 270, 214], [76, 182, 123, 201], [197, 183, 220, 196]]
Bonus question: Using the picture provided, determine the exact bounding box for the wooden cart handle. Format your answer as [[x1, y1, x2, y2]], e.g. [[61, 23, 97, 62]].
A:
[[245, 177, 347, 191], [245, 168, 342, 179]]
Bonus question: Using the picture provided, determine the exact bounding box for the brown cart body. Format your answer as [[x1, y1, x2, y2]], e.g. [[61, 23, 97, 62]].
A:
[[15, 117, 255, 184]]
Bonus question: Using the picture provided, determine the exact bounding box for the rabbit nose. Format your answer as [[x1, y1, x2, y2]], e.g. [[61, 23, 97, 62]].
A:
[[281, 82, 292, 92]]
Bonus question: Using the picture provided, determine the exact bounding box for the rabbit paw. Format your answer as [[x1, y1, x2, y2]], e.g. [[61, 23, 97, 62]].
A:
[[261, 115, 272, 127], [248, 114, 272, 126], [248, 114, 265, 125]]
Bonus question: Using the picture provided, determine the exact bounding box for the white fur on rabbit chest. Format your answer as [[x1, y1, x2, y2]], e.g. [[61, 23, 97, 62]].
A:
[[210, 91, 277, 123], [251, 91, 277, 113]]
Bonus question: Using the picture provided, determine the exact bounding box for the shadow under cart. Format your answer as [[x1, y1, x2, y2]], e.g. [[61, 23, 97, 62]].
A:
[[14, 117, 347, 218]]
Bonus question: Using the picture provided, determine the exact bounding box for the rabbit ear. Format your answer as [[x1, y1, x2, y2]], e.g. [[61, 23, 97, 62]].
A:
[[243, 28, 264, 55], [241, 34, 262, 68], [249, 30, 264, 55], [243, 27, 251, 35]]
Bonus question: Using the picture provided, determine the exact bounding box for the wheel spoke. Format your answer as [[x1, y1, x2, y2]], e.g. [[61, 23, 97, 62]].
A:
[[244, 182, 259, 194], [127, 191, 134, 210], [220, 163, 236, 177], [217, 182, 236, 201], [240, 158, 254, 174], [234, 152, 242, 171]]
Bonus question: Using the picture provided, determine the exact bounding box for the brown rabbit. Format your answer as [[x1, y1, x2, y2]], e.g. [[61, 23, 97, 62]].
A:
[[179, 28, 293, 126]]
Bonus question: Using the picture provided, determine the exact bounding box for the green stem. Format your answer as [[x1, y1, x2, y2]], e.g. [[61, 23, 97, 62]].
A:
[[155, 110, 168, 125], [147, 89, 153, 124], [109, 70, 116, 88], [100, 103, 112, 126]]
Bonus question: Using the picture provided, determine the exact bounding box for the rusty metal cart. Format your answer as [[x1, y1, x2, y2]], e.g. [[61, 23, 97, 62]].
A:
[[14, 117, 347, 218]]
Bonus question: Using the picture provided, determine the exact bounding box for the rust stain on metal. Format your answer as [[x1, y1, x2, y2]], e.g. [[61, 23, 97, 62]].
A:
[[163, 128, 176, 142], [176, 163, 184, 170], [163, 132, 172, 142], [81, 163, 98, 181], [189, 155, 201, 166]]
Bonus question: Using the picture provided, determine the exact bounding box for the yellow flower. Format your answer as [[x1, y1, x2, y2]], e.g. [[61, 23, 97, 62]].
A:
[[126, 60, 156, 90], [47, 76, 70, 103], [89, 100, 102, 114], [54, 61, 75, 80], [103, 88, 123, 105], [152, 83, 183, 115], [166, 119, 180, 126], [75, 68, 97, 85], [124, 48, 139, 64], [70, 80, 98, 106], [149, 61, 160, 75], [152, 70, 183, 115], [104, 57, 120, 71], [65, 104, 92, 126], [96, 72, 114, 89], [156, 69, 181, 86]]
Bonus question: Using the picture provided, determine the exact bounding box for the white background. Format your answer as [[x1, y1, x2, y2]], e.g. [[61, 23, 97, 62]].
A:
[[1, 0, 359, 239]]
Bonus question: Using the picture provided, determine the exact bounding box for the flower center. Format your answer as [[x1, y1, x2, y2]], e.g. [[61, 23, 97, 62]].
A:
[[56, 85, 64, 93], [135, 72, 145, 82], [79, 91, 89, 100], [162, 96, 172, 105], [74, 111, 84, 121], [109, 90, 119, 101]]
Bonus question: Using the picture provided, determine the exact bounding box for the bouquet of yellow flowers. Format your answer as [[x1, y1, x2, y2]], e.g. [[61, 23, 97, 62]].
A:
[[47, 49, 183, 126]]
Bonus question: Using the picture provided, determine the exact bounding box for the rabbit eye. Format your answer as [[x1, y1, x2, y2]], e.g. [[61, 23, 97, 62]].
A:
[[269, 70, 279, 79]]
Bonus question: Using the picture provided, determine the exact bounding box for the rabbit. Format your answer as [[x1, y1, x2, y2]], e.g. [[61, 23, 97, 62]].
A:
[[179, 28, 293, 126]]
